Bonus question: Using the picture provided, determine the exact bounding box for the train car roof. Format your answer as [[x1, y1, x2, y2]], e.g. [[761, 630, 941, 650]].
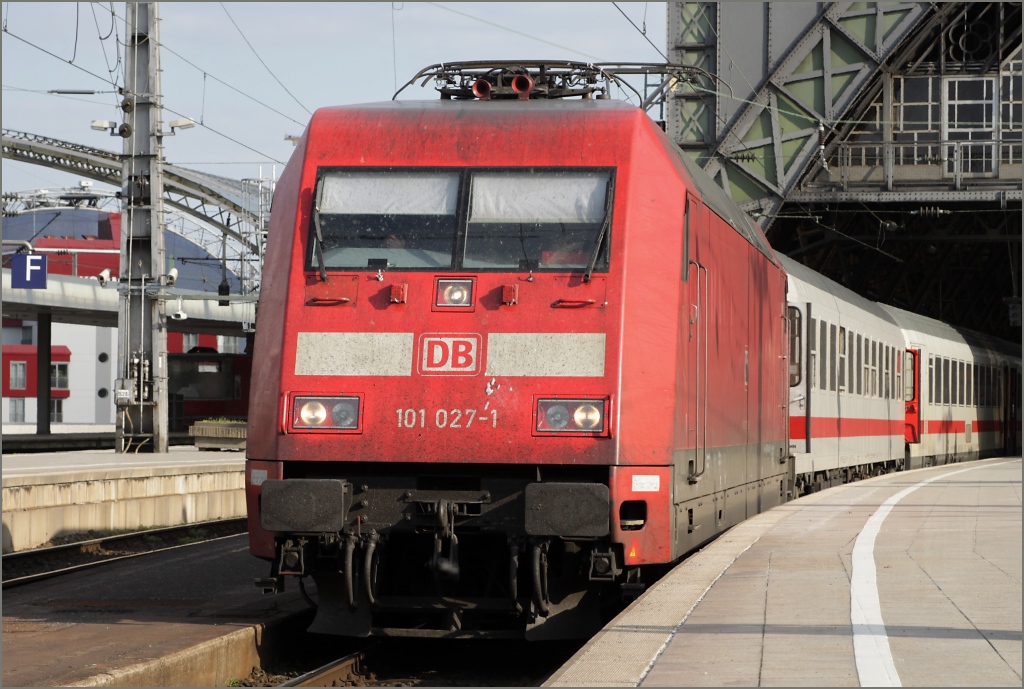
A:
[[307, 98, 779, 266], [778, 254, 901, 327], [878, 303, 1022, 360]]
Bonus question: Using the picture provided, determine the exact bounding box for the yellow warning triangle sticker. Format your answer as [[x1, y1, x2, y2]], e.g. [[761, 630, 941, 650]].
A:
[[629, 547, 637, 558]]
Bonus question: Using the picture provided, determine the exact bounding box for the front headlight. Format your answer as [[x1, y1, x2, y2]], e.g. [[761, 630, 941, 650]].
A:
[[536, 398, 607, 434], [292, 395, 361, 430]]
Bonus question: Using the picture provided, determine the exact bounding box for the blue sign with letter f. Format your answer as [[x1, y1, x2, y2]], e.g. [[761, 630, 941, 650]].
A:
[[11, 253, 47, 289]]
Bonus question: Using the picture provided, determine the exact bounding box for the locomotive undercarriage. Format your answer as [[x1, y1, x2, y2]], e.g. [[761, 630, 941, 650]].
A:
[[256, 463, 628, 638]]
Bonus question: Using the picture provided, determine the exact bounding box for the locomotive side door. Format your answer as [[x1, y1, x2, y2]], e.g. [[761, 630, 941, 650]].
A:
[[904, 349, 922, 445], [686, 197, 708, 483]]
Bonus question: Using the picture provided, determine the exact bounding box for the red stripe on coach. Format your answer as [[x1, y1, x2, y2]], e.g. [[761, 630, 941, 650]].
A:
[[790, 416, 903, 440]]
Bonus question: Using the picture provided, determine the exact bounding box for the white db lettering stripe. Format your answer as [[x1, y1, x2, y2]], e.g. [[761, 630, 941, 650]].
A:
[[485, 333, 605, 377], [295, 332, 413, 376]]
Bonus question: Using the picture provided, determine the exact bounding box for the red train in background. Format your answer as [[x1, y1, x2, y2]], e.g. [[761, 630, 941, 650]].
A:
[[245, 62, 791, 639]]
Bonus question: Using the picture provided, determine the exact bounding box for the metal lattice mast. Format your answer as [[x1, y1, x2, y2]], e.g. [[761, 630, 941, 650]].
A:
[[116, 1, 168, 453]]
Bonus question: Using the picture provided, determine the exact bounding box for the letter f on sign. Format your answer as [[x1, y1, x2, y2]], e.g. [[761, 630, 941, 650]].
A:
[[11, 254, 47, 289]]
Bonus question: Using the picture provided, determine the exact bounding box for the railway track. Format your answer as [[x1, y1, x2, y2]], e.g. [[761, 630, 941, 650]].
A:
[[254, 637, 584, 687], [1, 517, 248, 588], [279, 647, 370, 687]]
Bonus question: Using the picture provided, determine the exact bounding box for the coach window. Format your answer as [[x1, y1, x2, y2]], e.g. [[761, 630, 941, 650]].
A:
[[464, 171, 612, 272], [311, 170, 460, 270], [819, 321, 828, 391], [809, 317, 817, 389], [829, 324, 838, 392], [904, 351, 916, 402], [896, 350, 902, 400], [946, 358, 954, 405], [848, 332, 855, 395], [871, 341, 878, 397], [942, 358, 951, 405], [856, 334, 863, 395], [838, 326, 846, 392], [788, 307, 802, 386], [966, 363, 973, 406], [958, 361, 966, 406], [884, 345, 891, 399], [928, 356, 935, 404]]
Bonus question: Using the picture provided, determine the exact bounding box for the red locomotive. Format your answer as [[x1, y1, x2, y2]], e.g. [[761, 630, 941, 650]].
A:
[[245, 62, 791, 638]]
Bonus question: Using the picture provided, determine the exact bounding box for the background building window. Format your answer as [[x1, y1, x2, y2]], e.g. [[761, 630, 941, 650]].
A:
[[217, 335, 246, 354], [10, 398, 25, 422], [10, 361, 27, 390], [50, 363, 69, 390], [50, 398, 63, 423]]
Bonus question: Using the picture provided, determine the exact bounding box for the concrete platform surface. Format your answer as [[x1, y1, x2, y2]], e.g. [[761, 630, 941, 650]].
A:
[[546, 457, 1022, 688], [1, 534, 307, 687]]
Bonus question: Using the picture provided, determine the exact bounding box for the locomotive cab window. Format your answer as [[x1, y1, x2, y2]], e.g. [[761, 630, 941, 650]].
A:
[[308, 167, 613, 275], [312, 170, 460, 270], [464, 171, 611, 271]]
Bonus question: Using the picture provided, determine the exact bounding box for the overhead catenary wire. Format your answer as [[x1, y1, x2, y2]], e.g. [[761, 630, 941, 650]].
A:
[[3, 25, 284, 165], [219, 2, 312, 117], [92, 3, 307, 127], [68, 2, 81, 64], [391, 3, 401, 93], [3, 27, 120, 89], [89, 2, 122, 110], [612, 2, 667, 62], [426, 2, 605, 62]]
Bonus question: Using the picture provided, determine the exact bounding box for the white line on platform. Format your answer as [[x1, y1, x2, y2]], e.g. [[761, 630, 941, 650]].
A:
[[850, 461, 1011, 687]]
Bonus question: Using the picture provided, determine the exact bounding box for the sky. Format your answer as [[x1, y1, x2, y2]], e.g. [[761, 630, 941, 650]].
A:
[[2, 2, 668, 194]]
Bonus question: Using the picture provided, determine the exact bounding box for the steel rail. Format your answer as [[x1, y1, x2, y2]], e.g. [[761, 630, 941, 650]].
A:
[[1, 517, 247, 589], [279, 647, 372, 687]]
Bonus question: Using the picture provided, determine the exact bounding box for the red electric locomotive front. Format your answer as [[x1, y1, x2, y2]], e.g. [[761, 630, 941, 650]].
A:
[[246, 63, 791, 638]]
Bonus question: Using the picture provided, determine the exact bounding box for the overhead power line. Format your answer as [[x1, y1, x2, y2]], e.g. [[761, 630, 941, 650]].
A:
[[426, 2, 605, 62], [612, 2, 667, 61], [92, 3, 308, 127], [219, 3, 313, 117], [3, 25, 284, 164]]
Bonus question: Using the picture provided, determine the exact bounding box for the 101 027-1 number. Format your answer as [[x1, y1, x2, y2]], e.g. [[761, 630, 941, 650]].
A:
[[396, 408, 497, 429]]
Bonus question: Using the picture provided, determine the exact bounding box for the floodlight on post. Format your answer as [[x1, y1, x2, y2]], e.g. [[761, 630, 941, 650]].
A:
[[168, 118, 195, 133]]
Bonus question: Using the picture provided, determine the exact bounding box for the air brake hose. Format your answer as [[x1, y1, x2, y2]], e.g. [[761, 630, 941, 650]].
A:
[[343, 535, 356, 609], [531, 542, 549, 616], [363, 532, 379, 606]]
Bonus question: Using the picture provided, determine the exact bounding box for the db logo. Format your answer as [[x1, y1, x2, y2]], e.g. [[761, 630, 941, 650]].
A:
[[418, 334, 482, 375]]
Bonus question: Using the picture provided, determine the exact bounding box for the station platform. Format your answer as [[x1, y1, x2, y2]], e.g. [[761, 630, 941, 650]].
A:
[[546, 456, 1022, 687], [2, 447, 245, 552]]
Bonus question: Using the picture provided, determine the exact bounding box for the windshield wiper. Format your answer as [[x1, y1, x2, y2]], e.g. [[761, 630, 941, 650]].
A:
[[312, 177, 328, 283], [584, 179, 614, 283]]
